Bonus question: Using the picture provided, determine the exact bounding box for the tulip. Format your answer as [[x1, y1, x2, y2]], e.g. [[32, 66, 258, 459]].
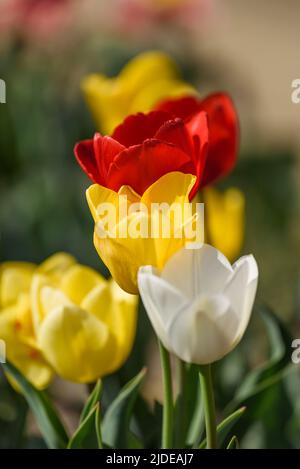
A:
[[75, 95, 238, 202], [32, 260, 138, 383], [138, 243, 258, 364], [0, 254, 75, 389], [86, 172, 201, 294], [81, 50, 195, 135], [204, 187, 245, 261]]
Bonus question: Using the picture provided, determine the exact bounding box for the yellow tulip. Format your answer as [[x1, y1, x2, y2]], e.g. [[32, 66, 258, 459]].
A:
[[86, 172, 201, 294], [204, 187, 245, 261], [33, 263, 138, 383], [0, 261, 54, 390], [82, 50, 196, 134]]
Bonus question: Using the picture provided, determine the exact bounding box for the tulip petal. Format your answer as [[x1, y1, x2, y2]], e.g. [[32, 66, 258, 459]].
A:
[[0, 307, 53, 389], [156, 96, 201, 119], [161, 244, 233, 299], [107, 140, 192, 195], [112, 111, 170, 147], [0, 262, 35, 308], [130, 79, 195, 117], [74, 138, 101, 184], [119, 51, 180, 93], [141, 171, 195, 207], [199, 93, 239, 187], [93, 134, 125, 184], [138, 266, 189, 351], [86, 183, 120, 224], [154, 117, 193, 156], [168, 294, 238, 364], [38, 305, 117, 383], [59, 264, 106, 305], [37, 253, 76, 285], [224, 255, 258, 344]]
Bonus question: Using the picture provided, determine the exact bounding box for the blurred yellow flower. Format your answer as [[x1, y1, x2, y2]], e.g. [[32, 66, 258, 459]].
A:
[[204, 187, 245, 261], [0, 253, 138, 386], [82, 50, 195, 134], [33, 261, 138, 384], [86, 171, 200, 294], [0, 255, 74, 390]]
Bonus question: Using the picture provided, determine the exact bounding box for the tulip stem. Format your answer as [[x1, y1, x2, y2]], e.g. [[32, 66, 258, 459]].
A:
[[175, 358, 186, 447], [159, 341, 174, 449], [199, 364, 217, 449]]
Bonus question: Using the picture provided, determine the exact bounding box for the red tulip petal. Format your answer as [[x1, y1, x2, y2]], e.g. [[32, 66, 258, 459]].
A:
[[107, 139, 194, 195], [185, 111, 209, 187], [112, 111, 171, 147], [155, 96, 201, 120], [154, 117, 193, 156], [74, 138, 101, 184], [93, 134, 125, 184], [199, 93, 239, 187]]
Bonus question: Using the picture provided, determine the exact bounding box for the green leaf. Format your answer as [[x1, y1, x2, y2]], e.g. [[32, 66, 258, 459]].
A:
[[2, 361, 68, 449], [227, 435, 239, 449], [95, 404, 103, 449], [68, 404, 98, 449], [185, 371, 204, 448], [228, 305, 293, 412], [79, 380, 102, 424], [102, 368, 146, 448], [198, 407, 246, 449]]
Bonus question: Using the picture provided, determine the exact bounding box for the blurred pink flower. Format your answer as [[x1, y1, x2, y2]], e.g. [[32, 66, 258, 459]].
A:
[[117, 0, 214, 32], [0, 0, 75, 42]]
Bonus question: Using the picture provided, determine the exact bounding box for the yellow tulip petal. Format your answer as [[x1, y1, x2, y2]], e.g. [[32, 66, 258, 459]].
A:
[[119, 51, 179, 95], [205, 187, 245, 261], [141, 171, 195, 208], [38, 305, 117, 383], [106, 280, 138, 370], [81, 51, 197, 134], [0, 308, 53, 389], [0, 262, 35, 308], [86, 183, 121, 224], [81, 280, 138, 371], [81, 74, 126, 135], [59, 264, 106, 305], [130, 79, 196, 115], [37, 253, 76, 285], [30, 274, 50, 333]]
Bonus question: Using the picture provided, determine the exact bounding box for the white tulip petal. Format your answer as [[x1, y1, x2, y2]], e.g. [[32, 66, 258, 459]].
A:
[[138, 266, 189, 351], [224, 254, 258, 346], [168, 294, 239, 364], [161, 244, 233, 299]]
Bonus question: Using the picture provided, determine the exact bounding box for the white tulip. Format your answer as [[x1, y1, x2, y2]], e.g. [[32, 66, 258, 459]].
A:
[[138, 243, 258, 364]]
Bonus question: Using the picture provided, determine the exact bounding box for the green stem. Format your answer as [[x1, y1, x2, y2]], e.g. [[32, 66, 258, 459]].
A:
[[175, 358, 186, 447], [199, 364, 217, 449], [159, 341, 174, 449]]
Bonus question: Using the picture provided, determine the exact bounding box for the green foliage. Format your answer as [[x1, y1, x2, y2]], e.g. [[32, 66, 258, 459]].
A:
[[102, 368, 146, 448], [2, 362, 68, 449]]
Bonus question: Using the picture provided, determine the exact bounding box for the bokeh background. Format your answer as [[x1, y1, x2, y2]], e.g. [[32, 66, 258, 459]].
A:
[[1, 0, 300, 449]]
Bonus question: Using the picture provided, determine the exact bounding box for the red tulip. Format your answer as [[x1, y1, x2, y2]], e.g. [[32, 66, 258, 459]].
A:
[[74, 93, 238, 199]]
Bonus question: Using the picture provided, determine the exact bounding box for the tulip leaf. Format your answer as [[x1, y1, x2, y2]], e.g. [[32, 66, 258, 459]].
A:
[[227, 305, 293, 412], [79, 380, 102, 424], [2, 361, 68, 449], [227, 435, 239, 449], [68, 404, 99, 449], [185, 369, 204, 447], [102, 368, 146, 448], [95, 404, 103, 449], [198, 406, 246, 449]]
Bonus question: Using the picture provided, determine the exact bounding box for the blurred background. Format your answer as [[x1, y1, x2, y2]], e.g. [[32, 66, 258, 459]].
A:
[[1, 0, 300, 449]]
